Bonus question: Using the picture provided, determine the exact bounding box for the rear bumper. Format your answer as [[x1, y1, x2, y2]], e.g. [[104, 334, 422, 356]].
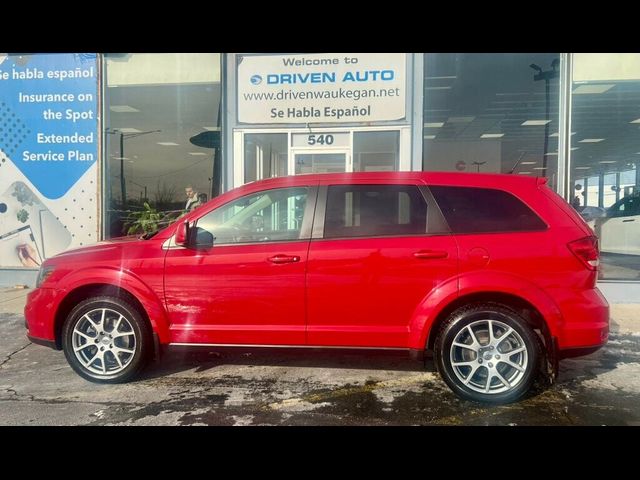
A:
[[555, 287, 609, 352], [558, 345, 603, 359]]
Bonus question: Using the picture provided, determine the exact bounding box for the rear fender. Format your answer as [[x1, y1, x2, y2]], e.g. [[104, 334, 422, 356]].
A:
[[408, 271, 563, 350]]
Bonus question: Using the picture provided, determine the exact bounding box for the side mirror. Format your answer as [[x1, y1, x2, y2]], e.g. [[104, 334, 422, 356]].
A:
[[175, 221, 189, 246]]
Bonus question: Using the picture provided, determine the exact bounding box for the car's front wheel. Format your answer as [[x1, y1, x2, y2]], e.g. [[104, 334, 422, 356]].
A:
[[62, 296, 151, 383], [434, 303, 541, 404]]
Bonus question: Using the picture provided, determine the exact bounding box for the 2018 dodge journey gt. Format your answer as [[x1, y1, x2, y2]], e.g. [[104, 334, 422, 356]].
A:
[[25, 172, 609, 403]]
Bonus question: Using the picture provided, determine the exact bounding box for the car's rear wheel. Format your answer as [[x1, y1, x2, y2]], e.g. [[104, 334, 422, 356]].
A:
[[62, 296, 151, 383], [434, 303, 541, 404]]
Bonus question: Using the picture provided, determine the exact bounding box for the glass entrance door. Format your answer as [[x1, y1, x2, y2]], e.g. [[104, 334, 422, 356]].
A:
[[233, 127, 410, 189], [294, 152, 349, 174]]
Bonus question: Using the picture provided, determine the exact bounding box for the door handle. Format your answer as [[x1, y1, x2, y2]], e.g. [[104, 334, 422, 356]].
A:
[[622, 219, 635, 223], [413, 250, 449, 259], [268, 254, 300, 264]]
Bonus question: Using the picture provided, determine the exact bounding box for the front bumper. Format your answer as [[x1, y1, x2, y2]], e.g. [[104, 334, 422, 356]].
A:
[[24, 287, 64, 349], [27, 334, 58, 349]]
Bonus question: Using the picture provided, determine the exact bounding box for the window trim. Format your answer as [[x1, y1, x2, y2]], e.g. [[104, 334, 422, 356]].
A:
[[192, 185, 318, 247], [312, 183, 447, 241]]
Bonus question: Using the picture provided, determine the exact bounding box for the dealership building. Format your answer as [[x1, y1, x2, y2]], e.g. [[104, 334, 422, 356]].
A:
[[0, 52, 639, 301]]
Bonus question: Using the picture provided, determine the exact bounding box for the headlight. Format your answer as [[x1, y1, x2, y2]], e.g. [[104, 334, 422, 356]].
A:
[[36, 265, 56, 288]]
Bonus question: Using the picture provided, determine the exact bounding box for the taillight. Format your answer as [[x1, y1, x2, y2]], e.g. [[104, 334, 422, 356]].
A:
[[568, 236, 599, 270]]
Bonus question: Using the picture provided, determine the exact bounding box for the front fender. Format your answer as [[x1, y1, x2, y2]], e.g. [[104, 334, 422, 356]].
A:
[[56, 267, 171, 343], [407, 271, 563, 350]]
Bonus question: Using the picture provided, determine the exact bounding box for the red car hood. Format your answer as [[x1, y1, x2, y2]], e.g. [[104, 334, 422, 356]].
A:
[[51, 235, 144, 259]]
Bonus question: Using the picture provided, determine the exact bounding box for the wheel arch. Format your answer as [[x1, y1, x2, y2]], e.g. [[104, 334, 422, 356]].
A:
[[408, 272, 564, 357], [424, 292, 550, 352], [54, 283, 167, 350]]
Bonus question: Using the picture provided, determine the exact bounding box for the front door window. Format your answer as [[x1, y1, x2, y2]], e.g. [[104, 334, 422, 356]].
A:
[[195, 187, 309, 245]]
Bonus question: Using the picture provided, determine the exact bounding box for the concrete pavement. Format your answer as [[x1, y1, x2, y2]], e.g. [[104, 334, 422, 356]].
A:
[[2, 286, 640, 425]]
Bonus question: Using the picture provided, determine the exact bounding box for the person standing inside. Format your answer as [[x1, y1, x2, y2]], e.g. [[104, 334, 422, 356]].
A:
[[185, 185, 201, 212]]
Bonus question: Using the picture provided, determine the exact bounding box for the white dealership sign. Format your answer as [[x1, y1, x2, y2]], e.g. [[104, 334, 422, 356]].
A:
[[237, 53, 406, 124]]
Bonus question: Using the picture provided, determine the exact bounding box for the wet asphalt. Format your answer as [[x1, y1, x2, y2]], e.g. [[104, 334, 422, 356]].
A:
[[1, 310, 640, 426]]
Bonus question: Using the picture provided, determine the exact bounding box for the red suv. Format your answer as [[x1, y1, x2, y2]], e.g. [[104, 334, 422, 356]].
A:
[[25, 172, 609, 403]]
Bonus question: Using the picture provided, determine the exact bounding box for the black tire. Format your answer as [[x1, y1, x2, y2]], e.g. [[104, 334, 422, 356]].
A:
[[62, 296, 152, 383], [434, 302, 541, 404]]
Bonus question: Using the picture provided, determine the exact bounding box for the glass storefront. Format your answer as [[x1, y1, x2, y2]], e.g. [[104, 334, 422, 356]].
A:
[[243, 133, 287, 183], [423, 53, 561, 188], [3, 52, 640, 292], [103, 53, 222, 238], [570, 53, 640, 280]]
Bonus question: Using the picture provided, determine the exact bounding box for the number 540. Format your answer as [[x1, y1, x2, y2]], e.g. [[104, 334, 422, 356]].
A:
[[307, 134, 334, 146]]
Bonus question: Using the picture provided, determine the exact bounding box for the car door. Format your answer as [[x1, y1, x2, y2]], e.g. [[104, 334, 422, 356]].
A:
[[164, 185, 316, 345], [599, 196, 640, 255], [305, 181, 458, 348]]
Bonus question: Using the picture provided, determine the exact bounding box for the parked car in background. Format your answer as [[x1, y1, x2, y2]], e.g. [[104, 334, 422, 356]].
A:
[[596, 194, 640, 255], [24, 172, 609, 404], [578, 205, 606, 225]]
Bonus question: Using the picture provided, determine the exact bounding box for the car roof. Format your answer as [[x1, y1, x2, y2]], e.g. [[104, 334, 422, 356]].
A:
[[242, 171, 543, 189]]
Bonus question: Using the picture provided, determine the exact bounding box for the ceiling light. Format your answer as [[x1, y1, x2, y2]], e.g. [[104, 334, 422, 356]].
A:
[[544, 152, 558, 156], [112, 156, 129, 160], [188, 152, 208, 156], [157, 142, 179, 146], [571, 147, 580, 151], [518, 172, 532, 174], [424, 122, 444, 128], [573, 84, 615, 94], [630, 118, 640, 124], [447, 116, 475, 123], [425, 86, 452, 90], [521, 120, 551, 126], [109, 105, 140, 113], [579, 138, 605, 143], [550, 131, 576, 137], [575, 166, 591, 170], [598, 160, 616, 164], [480, 133, 504, 138], [423, 135, 436, 139], [520, 161, 537, 165], [116, 128, 141, 133], [533, 167, 547, 170]]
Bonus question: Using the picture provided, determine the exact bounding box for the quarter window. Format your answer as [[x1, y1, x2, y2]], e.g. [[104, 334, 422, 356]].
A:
[[324, 185, 428, 239], [429, 186, 547, 234]]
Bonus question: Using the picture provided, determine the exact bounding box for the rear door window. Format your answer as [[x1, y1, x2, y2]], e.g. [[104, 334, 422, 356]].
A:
[[324, 184, 427, 239]]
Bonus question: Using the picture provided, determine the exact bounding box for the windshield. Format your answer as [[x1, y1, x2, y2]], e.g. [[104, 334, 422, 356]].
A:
[[138, 209, 187, 240]]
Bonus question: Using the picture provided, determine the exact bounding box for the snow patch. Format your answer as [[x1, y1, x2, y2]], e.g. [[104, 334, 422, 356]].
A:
[[581, 362, 640, 394], [231, 415, 255, 426]]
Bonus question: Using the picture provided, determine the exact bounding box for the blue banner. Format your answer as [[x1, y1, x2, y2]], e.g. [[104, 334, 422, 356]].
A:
[[0, 53, 98, 199]]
